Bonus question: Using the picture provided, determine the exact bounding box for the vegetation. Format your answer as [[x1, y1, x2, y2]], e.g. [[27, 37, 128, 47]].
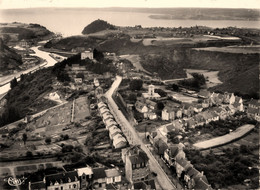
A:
[[82, 19, 116, 34], [45, 137, 51, 144], [178, 73, 206, 90], [129, 79, 143, 91], [140, 53, 187, 80], [193, 116, 257, 138], [0, 68, 55, 127], [52, 53, 116, 82], [185, 146, 259, 189], [0, 38, 23, 73]]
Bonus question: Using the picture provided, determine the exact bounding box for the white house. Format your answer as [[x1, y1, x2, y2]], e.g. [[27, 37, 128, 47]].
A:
[[81, 50, 93, 60], [105, 168, 121, 184]]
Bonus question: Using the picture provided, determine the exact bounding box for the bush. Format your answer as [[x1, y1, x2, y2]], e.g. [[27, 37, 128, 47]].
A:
[[45, 137, 51, 144]]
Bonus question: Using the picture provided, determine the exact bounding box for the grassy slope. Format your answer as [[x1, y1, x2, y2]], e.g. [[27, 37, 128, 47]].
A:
[[188, 49, 259, 95], [5, 68, 56, 118], [0, 23, 53, 41], [0, 39, 22, 72]]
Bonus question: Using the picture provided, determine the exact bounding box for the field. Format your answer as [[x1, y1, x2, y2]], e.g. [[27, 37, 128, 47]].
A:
[[194, 45, 260, 54]]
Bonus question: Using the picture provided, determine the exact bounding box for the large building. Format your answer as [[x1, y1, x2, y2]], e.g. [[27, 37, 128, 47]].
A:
[[122, 146, 150, 184], [142, 85, 161, 100]]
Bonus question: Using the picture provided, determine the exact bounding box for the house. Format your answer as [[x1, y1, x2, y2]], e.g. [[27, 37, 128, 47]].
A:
[[105, 119, 117, 129], [94, 78, 100, 87], [175, 158, 192, 178], [198, 90, 211, 99], [76, 167, 93, 189], [74, 78, 83, 84], [29, 181, 45, 190], [201, 99, 210, 108], [102, 112, 114, 122], [194, 115, 205, 127], [248, 98, 260, 109], [109, 126, 122, 139], [213, 107, 228, 120], [105, 168, 121, 184], [146, 99, 157, 111], [184, 167, 200, 189], [229, 93, 236, 105], [92, 167, 107, 189], [122, 146, 150, 184], [81, 50, 93, 60], [186, 118, 196, 128], [201, 111, 219, 124], [193, 173, 212, 190], [247, 107, 260, 122], [99, 107, 110, 115], [209, 93, 222, 106], [162, 106, 176, 120], [193, 104, 203, 113], [112, 134, 127, 149], [182, 104, 194, 117], [153, 139, 168, 156], [163, 144, 185, 167], [97, 102, 107, 109], [133, 179, 156, 190], [223, 92, 231, 104], [144, 112, 157, 120], [45, 171, 80, 190], [135, 101, 148, 113], [233, 102, 244, 112], [142, 85, 161, 100], [147, 131, 158, 145]]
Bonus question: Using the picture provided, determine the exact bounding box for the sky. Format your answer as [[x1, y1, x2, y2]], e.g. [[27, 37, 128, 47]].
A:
[[1, 0, 260, 9]]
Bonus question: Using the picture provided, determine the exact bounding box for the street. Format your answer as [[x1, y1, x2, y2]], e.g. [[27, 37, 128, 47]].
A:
[[105, 75, 177, 190]]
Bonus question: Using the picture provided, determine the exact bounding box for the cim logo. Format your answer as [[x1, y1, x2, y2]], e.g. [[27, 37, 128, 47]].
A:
[[7, 177, 26, 186]]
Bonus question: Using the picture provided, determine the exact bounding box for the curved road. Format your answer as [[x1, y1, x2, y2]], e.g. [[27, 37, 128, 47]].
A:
[[105, 76, 176, 190]]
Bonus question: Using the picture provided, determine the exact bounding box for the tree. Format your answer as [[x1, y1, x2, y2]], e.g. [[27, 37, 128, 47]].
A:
[[157, 102, 164, 110], [172, 84, 179, 91], [22, 133, 27, 145], [45, 137, 51, 144], [26, 151, 33, 157], [10, 77, 18, 89], [155, 89, 167, 97], [129, 79, 143, 91]]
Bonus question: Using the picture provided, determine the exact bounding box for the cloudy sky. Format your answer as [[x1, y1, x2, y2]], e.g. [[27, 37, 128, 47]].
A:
[[1, 0, 260, 9]]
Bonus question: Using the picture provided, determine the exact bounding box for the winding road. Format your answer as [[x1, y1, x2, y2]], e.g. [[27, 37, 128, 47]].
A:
[[105, 75, 177, 190]]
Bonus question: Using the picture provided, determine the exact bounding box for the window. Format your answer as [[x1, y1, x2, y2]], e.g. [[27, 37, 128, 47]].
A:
[[61, 187, 63, 190], [69, 185, 71, 189], [82, 175, 85, 180], [55, 188, 59, 190], [73, 184, 77, 188]]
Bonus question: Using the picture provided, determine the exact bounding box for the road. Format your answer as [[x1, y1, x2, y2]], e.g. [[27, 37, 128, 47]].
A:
[[105, 75, 177, 190]]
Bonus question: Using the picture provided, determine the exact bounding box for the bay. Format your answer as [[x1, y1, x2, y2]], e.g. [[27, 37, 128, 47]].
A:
[[0, 8, 259, 37]]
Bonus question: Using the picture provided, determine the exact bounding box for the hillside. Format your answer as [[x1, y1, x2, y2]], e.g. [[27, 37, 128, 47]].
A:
[[186, 49, 259, 97], [0, 22, 53, 43], [82, 19, 116, 34], [0, 38, 22, 74]]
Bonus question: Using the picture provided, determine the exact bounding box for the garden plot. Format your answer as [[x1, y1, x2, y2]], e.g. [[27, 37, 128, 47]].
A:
[[73, 97, 90, 122]]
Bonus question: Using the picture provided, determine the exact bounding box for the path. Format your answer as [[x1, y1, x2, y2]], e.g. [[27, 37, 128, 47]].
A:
[[105, 75, 177, 190], [194, 124, 255, 150]]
